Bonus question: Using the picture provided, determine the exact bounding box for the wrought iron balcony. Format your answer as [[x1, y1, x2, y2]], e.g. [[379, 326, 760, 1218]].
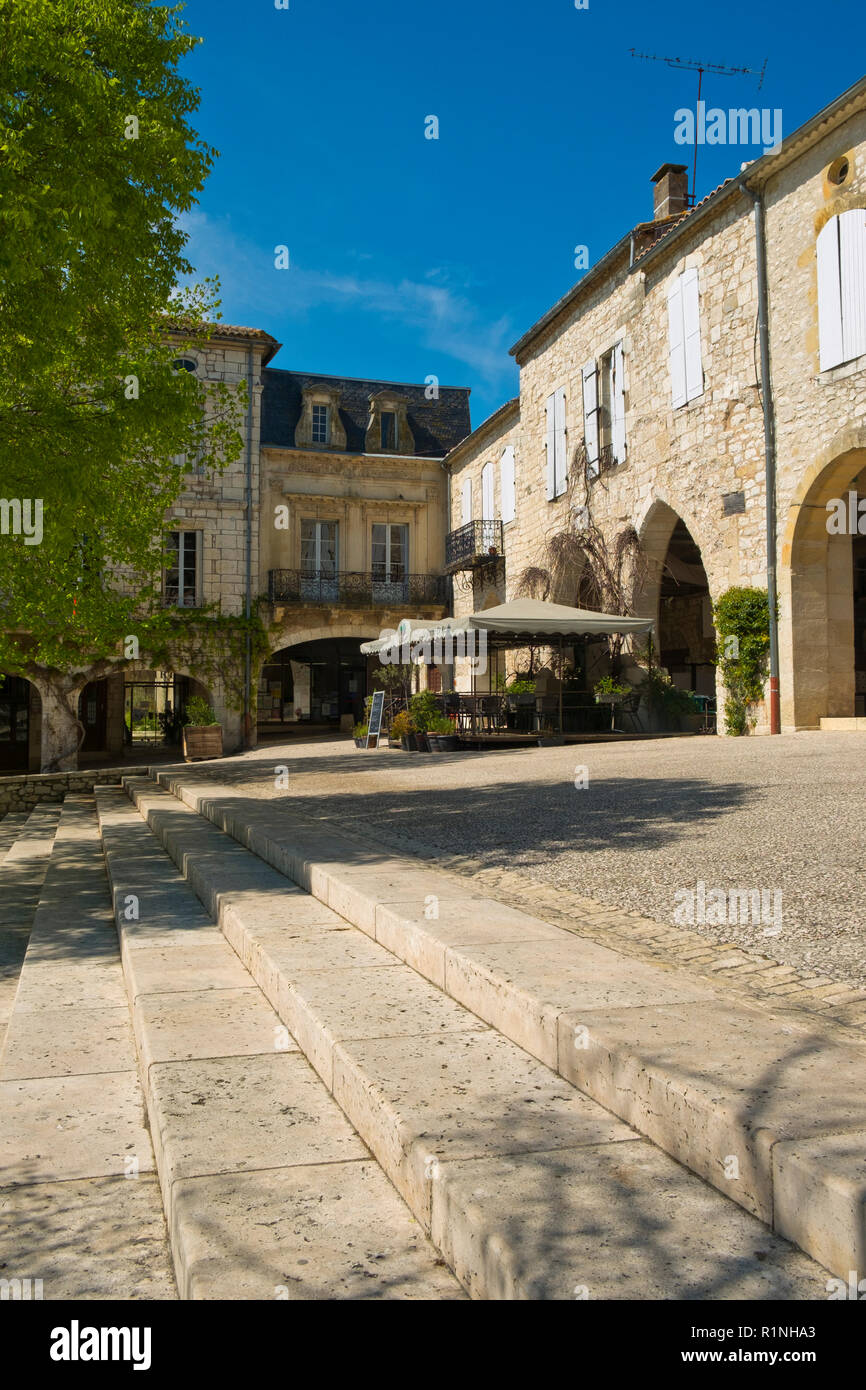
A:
[[268, 569, 449, 607], [444, 520, 504, 574]]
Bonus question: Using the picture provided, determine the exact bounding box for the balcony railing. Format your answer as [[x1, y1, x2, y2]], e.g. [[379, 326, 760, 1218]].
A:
[[268, 569, 450, 607], [444, 520, 504, 574]]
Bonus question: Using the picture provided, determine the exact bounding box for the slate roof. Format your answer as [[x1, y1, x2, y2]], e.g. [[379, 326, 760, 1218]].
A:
[[261, 368, 472, 458]]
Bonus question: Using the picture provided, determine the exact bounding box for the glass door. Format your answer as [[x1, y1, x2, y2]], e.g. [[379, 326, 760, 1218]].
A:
[[300, 521, 338, 601], [371, 523, 408, 603]]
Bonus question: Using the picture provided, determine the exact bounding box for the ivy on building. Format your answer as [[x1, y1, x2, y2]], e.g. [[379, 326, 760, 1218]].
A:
[[713, 587, 771, 736]]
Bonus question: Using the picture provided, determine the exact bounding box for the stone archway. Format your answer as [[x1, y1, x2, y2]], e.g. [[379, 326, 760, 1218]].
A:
[[636, 499, 716, 697], [260, 627, 380, 734], [783, 445, 866, 728]]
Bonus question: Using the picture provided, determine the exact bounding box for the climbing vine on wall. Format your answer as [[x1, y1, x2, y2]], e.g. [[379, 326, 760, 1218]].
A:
[[713, 587, 771, 736]]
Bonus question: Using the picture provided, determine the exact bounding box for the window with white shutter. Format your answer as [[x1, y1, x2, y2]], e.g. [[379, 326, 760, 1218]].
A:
[[667, 270, 705, 407], [545, 393, 556, 500], [460, 478, 473, 526], [500, 446, 516, 524], [554, 387, 567, 497], [610, 341, 626, 463], [682, 268, 703, 402], [545, 389, 568, 499], [820, 210, 866, 370], [481, 460, 495, 518], [582, 361, 599, 476]]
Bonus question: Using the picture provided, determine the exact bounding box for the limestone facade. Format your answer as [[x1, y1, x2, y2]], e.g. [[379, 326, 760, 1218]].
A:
[[444, 78, 866, 731]]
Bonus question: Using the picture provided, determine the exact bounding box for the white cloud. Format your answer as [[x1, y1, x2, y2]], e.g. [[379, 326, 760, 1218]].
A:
[[177, 211, 515, 388]]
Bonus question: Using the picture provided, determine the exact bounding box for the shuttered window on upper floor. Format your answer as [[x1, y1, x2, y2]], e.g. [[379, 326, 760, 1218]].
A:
[[817, 209, 866, 371], [500, 446, 516, 524], [545, 387, 567, 500], [667, 268, 703, 408], [460, 477, 473, 526], [481, 459, 495, 519]]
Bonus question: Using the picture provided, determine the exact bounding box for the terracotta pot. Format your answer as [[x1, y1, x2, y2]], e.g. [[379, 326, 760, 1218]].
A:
[[182, 725, 223, 761]]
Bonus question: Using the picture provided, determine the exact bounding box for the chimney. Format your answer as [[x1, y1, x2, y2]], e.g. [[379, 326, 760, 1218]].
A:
[[651, 163, 690, 221]]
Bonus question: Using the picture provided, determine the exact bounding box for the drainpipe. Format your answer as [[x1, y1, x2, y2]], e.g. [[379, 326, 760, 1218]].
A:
[[740, 178, 781, 735], [243, 346, 254, 748]]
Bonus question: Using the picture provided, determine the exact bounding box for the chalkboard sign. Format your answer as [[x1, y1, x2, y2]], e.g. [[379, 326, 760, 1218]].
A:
[[366, 690, 385, 748]]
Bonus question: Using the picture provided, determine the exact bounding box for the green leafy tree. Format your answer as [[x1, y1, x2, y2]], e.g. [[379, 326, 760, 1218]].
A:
[[0, 0, 246, 769]]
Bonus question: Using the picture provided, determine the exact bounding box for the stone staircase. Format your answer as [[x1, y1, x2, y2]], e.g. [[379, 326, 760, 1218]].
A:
[[3, 771, 863, 1299]]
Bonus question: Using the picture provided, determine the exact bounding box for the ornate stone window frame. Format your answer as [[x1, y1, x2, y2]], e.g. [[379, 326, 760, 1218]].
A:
[[365, 390, 415, 455], [295, 385, 347, 450]]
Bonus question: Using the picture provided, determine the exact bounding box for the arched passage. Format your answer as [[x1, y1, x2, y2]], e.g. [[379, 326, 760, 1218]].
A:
[[0, 675, 38, 772], [785, 446, 866, 727], [636, 500, 716, 697], [259, 632, 379, 735]]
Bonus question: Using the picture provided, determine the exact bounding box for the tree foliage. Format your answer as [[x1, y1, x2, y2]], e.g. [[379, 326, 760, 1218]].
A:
[[0, 0, 245, 683]]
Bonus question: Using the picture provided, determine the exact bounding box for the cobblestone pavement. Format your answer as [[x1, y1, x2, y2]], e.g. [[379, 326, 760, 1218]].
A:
[[183, 730, 866, 1025]]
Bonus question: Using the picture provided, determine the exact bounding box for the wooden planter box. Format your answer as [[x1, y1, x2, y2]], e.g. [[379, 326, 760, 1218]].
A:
[[182, 725, 223, 762]]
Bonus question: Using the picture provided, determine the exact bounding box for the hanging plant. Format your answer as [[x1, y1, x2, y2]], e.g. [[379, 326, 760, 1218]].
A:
[[713, 587, 771, 736]]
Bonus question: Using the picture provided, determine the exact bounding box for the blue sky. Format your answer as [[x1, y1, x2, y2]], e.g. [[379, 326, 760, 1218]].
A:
[[177, 0, 864, 427]]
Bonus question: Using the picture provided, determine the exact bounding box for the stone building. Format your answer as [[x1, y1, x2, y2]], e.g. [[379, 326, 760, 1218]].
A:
[[1, 330, 469, 769], [443, 76, 866, 732]]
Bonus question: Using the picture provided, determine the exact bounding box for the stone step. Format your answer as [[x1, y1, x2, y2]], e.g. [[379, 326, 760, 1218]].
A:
[[0, 796, 177, 1300], [93, 787, 463, 1301], [0, 806, 61, 1054], [111, 776, 830, 1300], [139, 768, 866, 1286], [0, 811, 31, 867]]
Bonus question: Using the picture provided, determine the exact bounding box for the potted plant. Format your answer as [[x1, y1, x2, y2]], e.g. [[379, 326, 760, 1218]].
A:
[[427, 714, 460, 752], [409, 690, 440, 752], [593, 675, 631, 705], [389, 709, 417, 751], [352, 722, 369, 748], [182, 696, 222, 761], [505, 676, 536, 711]]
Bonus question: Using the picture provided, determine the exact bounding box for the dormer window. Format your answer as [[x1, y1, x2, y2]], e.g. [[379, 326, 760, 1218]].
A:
[[366, 391, 414, 454], [312, 403, 330, 445], [380, 411, 397, 450]]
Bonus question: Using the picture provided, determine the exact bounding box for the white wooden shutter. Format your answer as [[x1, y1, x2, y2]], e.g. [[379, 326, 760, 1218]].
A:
[[460, 477, 473, 525], [611, 341, 626, 463], [500, 446, 515, 523], [481, 460, 495, 518], [554, 387, 567, 497], [667, 275, 687, 408], [840, 208, 866, 364], [545, 393, 556, 500], [582, 361, 599, 476], [682, 268, 703, 402], [817, 218, 844, 371]]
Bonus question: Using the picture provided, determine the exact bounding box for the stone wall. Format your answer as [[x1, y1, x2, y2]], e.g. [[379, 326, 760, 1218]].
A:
[[0, 767, 144, 816]]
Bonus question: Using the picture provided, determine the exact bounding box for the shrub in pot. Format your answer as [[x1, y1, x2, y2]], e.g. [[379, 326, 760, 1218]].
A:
[[593, 675, 631, 705], [390, 710, 417, 751], [427, 714, 459, 752], [352, 722, 369, 748], [505, 676, 536, 710], [182, 696, 222, 761]]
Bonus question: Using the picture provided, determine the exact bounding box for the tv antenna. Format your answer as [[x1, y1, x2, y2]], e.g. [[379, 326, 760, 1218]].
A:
[[629, 50, 768, 206]]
